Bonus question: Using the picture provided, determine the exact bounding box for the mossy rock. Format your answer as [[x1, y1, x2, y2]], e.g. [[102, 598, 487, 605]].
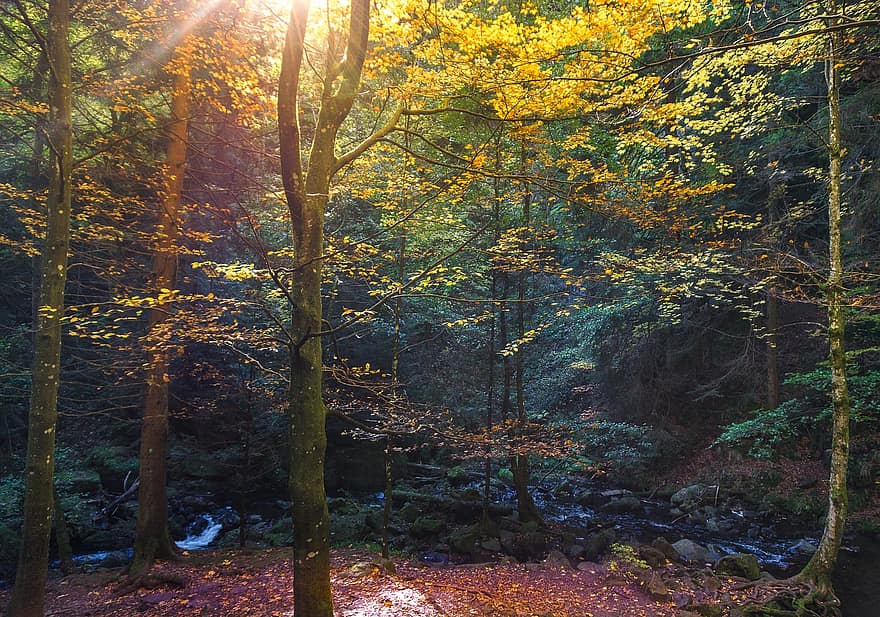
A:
[[448, 524, 480, 555], [584, 528, 616, 560], [411, 517, 445, 537], [715, 553, 760, 580], [86, 445, 138, 486], [59, 469, 103, 494], [399, 502, 420, 523], [446, 466, 469, 486]]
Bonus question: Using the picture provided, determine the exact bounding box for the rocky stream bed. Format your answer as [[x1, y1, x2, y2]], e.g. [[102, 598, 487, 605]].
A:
[[5, 467, 877, 616]]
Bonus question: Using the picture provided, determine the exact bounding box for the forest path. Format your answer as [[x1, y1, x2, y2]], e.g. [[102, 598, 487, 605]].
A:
[[4, 547, 676, 617]]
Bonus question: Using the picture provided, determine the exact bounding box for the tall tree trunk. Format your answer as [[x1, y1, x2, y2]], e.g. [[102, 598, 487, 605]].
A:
[[483, 157, 501, 526], [382, 231, 405, 558], [278, 1, 370, 614], [799, 4, 850, 600], [7, 1, 72, 614], [766, 289, 780, 410], [53, 487, 75, 575], [512, 173, 541, 525], [130, 60, 191, 578]]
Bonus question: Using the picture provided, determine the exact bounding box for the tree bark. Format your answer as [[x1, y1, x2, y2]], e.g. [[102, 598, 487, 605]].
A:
[[278, 0, 370, 614], [512, 167, 541, 525], [383, 232, 405, 558], [7, 1, 72, 614], [766, 289, 780, 410], [483, 153, 501, 525], [130, 58, 191, 579], [799, 3, 850, 599], [53, 487, 75, 576]]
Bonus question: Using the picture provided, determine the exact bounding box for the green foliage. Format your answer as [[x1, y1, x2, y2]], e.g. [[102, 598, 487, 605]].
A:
[[714, 401, 805, 459], [718, 349, 880, 459], [497, 467, 514, 485], [765, 493, 822, 519], [576, 420, 655, 476], [608, 543, 649, 577]]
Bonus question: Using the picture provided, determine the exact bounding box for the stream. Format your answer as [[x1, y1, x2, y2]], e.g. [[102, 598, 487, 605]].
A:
[[67, 513, 224, 568]]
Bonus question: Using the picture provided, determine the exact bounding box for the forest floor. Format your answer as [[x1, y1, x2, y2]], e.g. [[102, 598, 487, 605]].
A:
[[0, 547, 713, 617]]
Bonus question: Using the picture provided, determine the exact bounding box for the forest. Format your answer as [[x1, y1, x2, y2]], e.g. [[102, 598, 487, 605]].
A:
[[1, 0, 879, 616]]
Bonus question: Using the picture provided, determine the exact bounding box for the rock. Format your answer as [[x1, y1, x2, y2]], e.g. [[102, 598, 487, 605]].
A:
[[449, 525, 480, 555], [481, 538, 502, 552], [638, 545, 667, 569], [584, 528, 616, 560], [543, 550, 571, 569], [398, 502, 420, 523], [446, 466, 470, 486], [645, 572, 670, 598], [671, 539, 711, 563], [715, 553, 760, 580], [576, 561, 603, 574], [601, 496, 643, 514], [552, 480, 574, 498], [652, 537, 679, 561], [411, 517, 445, 537], [577, 561, 605, 574], [671, 484, 715, 512], [601, 489, 633, 499], [564, 543, 585, 560], [96, 550, 131, 568], [791, 539, 818, 557], [66, 470, 103, 494], [508, 531, 547, 561], [574, 491, 600, 508]]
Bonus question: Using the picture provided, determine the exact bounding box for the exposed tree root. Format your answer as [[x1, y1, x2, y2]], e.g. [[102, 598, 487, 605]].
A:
[[116, 569, 190, 596], [717, 575, 842, 617]]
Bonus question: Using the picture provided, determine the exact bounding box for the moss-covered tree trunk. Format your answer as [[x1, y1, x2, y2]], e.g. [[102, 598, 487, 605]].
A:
[[130, 61, 191, 579], [7, 1, 72, 614], [278, 0, 370, 614], [799, 4, 850, 600]]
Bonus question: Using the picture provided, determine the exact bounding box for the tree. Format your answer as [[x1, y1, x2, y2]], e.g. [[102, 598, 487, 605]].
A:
[[129, 42, 192, 580], [277, 0, 388, 613], [799, 0, 851, 599], [6, 0, 72, 614]]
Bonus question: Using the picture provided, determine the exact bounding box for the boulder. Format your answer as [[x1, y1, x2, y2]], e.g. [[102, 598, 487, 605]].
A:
[[449, 525, 480, 555], [564, 543, 585, 560], [671, 484, 712, 512], [576, 561, 603, 574], [652, 537, 679, 561], [601, 496, 643, 514], [411, 517, 445, 537], [584, 528, 616, 560], [638, 545, 668, 569], [645, 572, 670, 598], [715, 553, 760, 580], [671, 539, 711, 563], [507, 531, 547, 561], [544, 549, 572, 569]]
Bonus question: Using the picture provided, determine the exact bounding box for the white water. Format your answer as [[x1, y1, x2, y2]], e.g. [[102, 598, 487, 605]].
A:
[[176, 514, 223, 551]]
